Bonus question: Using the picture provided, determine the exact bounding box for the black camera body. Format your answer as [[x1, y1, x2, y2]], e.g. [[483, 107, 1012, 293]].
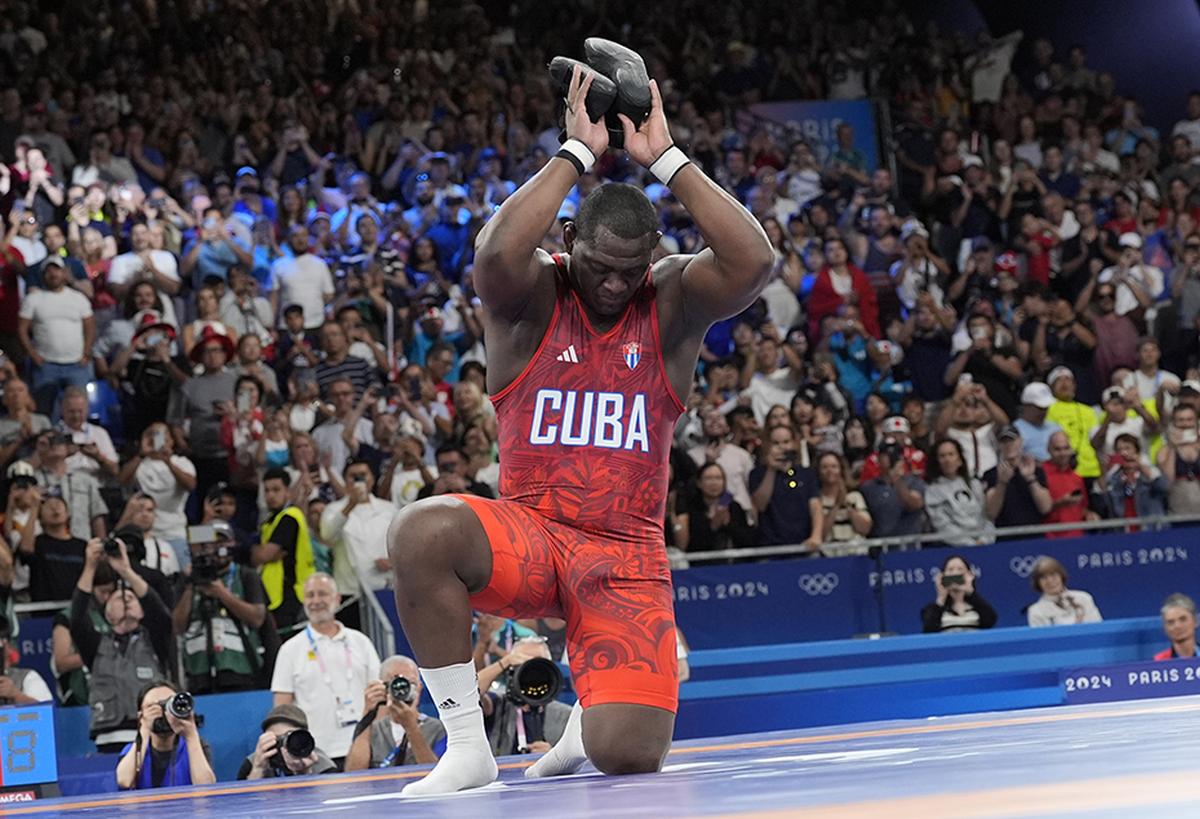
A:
[[271, 728, 315, 773], [504, 657, 563, 708], [191, 552, 225, 585], [151, 691, 199, 734], [389, 675, 414, 705]]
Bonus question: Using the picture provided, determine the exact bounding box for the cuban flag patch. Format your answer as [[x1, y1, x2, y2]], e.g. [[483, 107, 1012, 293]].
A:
[[622, 341, 641, 371]]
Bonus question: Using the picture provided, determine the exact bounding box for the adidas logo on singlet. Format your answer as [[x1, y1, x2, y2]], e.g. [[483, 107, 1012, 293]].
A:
[[555, 345, 580, 363]]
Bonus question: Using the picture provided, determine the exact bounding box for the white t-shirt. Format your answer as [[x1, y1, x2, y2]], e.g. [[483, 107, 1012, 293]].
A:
[[1098, 264, 1164, 317], [1174, 118, 1200, 150], [18, 288, 93, 363], [947, 423, 998, 479], [107, 250, 180, 289], [389, 465, 438, 508], [142, 535, 182, 576], [135, 455, 197, 541], [270, 624, 381, 758], [10, 237, 47, 268], [65, 423, 118, 480], [320, 495, 399, 593], [742, 367, 801, 426], [271, 254, 334, 329]]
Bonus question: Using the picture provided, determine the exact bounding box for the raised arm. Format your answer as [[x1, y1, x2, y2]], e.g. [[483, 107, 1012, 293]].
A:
[[619, 80, 774, 327], [472, 68, 610, 320]]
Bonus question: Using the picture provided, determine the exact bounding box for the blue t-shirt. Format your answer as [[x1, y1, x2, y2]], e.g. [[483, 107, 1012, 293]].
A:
[[1013, 418, 1063, 462], [748, 464, 818, 546], [185, 238, 244, 288]]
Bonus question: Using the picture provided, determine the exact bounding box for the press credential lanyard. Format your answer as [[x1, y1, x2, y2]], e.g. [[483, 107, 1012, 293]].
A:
[[306, 626, 355, 689]]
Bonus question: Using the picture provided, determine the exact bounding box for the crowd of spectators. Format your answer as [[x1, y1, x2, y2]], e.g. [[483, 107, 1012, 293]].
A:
[[0, 0, 1198, 780]]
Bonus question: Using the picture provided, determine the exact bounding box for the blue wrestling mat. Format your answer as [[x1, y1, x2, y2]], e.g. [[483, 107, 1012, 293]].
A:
[[13, 695, 1200, 817]]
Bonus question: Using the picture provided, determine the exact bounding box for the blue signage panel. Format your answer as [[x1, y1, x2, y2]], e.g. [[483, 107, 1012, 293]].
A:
[[0, 703, 57, 787], [747, 99, 879, 170], [1061, 658, 1200, 705]]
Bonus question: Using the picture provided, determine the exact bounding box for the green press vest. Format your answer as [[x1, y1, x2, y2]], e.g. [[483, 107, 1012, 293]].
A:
[[182, 568, 264, 680]]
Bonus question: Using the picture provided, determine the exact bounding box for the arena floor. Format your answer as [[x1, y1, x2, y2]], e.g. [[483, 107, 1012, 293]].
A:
[[17, 696, 1200, 817]]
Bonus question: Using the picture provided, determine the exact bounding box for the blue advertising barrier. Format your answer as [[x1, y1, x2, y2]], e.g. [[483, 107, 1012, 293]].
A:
[[747, 99, 879, 170], [13, 617, 55, 696], [1061, 657, 1200, 705], [876, 528, 1198, 635], [371, 529, 1197, 651]]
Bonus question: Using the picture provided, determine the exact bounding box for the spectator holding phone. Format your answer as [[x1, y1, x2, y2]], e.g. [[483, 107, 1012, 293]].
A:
[[1100, 434, 1166, 525], [921, 554, 997, 633], [675, 462, 756, 554], [1027, 556, 1103, 626], [120, 422, 197, 569], [168, 324, 239, 503], [319, 458, 398, 596], [1157, 403, 1200, 515], [1042, 431, 1094, 538]]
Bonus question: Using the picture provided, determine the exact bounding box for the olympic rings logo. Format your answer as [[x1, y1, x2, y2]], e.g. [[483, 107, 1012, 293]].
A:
[[798, 573, 840, 596], [1009, 556, 1039, 578]]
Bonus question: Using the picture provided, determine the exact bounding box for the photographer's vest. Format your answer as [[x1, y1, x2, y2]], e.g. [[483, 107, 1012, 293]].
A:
[[0, 668, 32, 706], [88, 630, 163, 738], [259, 506, 316, 612], [182, 567, 264, 680], [58, 604, 110, 706]]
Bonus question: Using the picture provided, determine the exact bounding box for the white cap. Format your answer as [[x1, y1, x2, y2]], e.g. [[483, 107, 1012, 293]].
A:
[[1020, 382, 1054, 409], [881, 416, 910, 435], [1118, 232, 1143, 250], [1047, 366, 1074, 386]]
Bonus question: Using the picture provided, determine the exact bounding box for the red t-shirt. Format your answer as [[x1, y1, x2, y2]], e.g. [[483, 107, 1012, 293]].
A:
[[1042, 460, 1086, 538], [859, 446, 927, 483]]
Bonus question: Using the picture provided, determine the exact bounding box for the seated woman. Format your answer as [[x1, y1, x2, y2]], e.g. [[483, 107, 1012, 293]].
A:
[[815, 452, 871, 545], [675, 463, 756, 554], [1154, 593, 1197, 660], [1026, 556, 1103, 626], [921, 554, 998, 633], [924, 438, 994, 545]]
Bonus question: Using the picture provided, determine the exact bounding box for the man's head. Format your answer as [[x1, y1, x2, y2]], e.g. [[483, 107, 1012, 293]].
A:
[[701, 406, 730, 440], [3, 378, 33, 415], [302, 573, 340, 625], [426, 342, 456, 384], [262, 468, 292, 513], [320, 322, 348, 357], [562, 184, 660, 318], [344, 458, 375, 495], [126, 494, 157, 533], [42, 258, 67, 291], [105, 587, 145, 635], [1020, 382, 1054, 424], [61, 386, 89, 430], [287, 225, 310, 256], [1137, 337, 1160, 370], [1048, 430, 1075, 469], [38, 493, 69, 531], [1048, 366, 1076, 401], [435, 444, 467, 477], [40, 431, 71, 466], [997, 425, 1023, 463], [1161, 593, 1198, 646], [766, 424, 797, 465], [204, 482, 237, 523]]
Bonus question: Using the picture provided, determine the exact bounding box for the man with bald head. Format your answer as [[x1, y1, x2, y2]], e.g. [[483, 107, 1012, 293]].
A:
[[343, 654, 445, 771], [1042, 430, 1093, 538]]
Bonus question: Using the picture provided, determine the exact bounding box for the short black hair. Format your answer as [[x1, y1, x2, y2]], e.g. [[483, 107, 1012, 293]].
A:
[[574, 183, 658, 244], [343, 458, 372, 478], [263, 467, 291, 487], [435, 443, 465, 461]]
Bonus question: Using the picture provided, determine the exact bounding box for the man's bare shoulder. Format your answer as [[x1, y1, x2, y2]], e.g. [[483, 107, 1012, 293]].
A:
[[650, 253, 694, 292], [478, 248, 559, 326]]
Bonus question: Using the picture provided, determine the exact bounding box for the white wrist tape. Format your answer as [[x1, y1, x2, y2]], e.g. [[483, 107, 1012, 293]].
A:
[[649, 145, 690, 186], [557, 139, 596, 175]]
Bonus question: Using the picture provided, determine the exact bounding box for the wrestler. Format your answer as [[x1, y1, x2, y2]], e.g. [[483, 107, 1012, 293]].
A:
[[388, 64, 775, 795]]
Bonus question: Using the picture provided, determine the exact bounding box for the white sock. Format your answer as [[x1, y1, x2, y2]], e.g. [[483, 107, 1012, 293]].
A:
[[525, 699, 587, 778], [402, 660, 497, 796]]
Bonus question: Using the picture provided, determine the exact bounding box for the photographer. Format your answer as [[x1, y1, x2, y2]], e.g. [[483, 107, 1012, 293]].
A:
[[115, 681, 215, 789], [343, 655, 444, 771], [172, 522, 277, 694], [477, 638, 571, 757], [238, 703, 338, 779], [71, 537, 172, 752], [921, 555, 997, 633]]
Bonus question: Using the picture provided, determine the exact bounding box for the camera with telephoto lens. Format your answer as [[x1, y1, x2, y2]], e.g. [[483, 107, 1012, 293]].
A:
[[388, 675, 414, 705], [151, 691, 197, 734], [270, 728, 316, 773], [191, 552, 224, 585], [878, 437, 905, 466], [504, 657, 563, 708]]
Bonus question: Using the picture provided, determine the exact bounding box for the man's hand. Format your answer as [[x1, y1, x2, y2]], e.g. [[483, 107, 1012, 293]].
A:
[[363, 680, 386, 717], [84, 538, 105, 570], [388, 697, 421, 731], [108, 538, 135, 579], [373, 557, 390, 573], [996, 459, 1015, 486], [618, 79, 671, 168], [0, 677, 20, 701], [1017, 455, 1037, 482], [563, 65, 609, 159], [197, 578, 227, 599], [250, 731, 279, 772]]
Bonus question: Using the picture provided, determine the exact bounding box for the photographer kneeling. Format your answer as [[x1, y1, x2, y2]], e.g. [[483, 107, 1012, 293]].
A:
[[115, 682, 215, 789], [172, 522, 278, 694], [71, 536, 172, 753], [479, 638, 572, 757], [343, 655, 445, 771], [237, 704, 338, 779]]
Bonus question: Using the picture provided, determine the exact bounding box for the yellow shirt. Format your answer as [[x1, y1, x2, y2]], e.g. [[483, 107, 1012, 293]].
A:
[[1047, 400, 1101, 478]]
